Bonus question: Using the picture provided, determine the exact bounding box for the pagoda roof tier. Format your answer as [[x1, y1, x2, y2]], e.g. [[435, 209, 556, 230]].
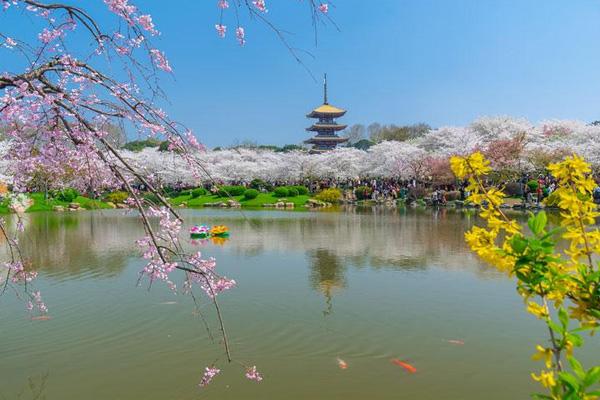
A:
[[306, 123, 347, 132], [304, 137, 349, 144], [306, 104, 347, 118]]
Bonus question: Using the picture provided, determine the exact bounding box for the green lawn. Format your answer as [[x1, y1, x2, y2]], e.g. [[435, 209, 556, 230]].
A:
[[169, 193, 310, 208], [0, 191, 311, 214], [6, 193, 113, 213]]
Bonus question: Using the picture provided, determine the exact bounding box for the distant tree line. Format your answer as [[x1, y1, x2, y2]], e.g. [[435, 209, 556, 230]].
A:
[[341, 122, 432, 150]]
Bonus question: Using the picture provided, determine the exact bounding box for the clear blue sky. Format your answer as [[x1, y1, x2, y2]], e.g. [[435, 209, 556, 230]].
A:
[[5, 1, 600, 147]]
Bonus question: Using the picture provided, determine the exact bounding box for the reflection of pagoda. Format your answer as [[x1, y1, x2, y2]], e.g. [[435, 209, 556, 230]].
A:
[[308, 249, 346, 316], [304, 74, 348, 153]]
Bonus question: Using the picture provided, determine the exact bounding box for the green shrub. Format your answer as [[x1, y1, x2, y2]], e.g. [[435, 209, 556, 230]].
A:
[[56, 188, 80, 203], [273, 187, 289, 197], [291, 185, 309, 195], [250, 179, 272, 191], [527, 180, 539, 191], [315, 188, 342, 203], [106, 191, 129, 204], [243, 189, 259, 200], [217, 185, 246, 197], [355, 186, 373, 200], [287, 188, 299, 197], [190, 188, 207, 198]]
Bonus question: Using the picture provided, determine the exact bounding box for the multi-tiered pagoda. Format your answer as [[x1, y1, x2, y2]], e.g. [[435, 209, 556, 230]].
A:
[[304, 74, 348, 153]]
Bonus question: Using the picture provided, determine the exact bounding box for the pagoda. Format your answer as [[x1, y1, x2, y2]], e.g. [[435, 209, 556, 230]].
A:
[[304, 74, 348, 153]]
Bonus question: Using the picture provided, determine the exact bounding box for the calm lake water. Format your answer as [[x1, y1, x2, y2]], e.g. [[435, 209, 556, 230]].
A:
[[1, 208, 598, 399]]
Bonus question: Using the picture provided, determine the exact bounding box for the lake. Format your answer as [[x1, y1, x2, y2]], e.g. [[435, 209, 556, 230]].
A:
[[1, 208, 598, 399]]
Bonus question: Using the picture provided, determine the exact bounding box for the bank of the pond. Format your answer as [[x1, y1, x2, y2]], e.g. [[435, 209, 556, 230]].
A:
[[0, 191, 556, 214]]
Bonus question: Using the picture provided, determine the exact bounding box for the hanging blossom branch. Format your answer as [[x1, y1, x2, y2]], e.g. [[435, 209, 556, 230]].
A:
[[0, 0, 331, 388]]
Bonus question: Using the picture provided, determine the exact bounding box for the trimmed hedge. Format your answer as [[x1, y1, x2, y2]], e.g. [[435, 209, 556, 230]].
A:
[[217, 185, 246, 197], [291, 185, 309, 195], [243, 189, 259, 200], [527, 180, 539, 191], [287, 188, 299, 197], [273, 187, 289, 197], [190, 188, 207, 198]]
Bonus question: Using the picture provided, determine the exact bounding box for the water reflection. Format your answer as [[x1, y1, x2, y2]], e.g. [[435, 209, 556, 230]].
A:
[[308, 249, 346, 316], [1, 208, 513, 283]]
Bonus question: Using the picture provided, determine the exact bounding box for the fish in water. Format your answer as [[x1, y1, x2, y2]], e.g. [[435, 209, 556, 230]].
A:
[[159, 301, 177, 305], [31, 315, 52, 321], [446, 339, 465, 345], [390, 359, 417, 373], [336, 357, 348, 370]]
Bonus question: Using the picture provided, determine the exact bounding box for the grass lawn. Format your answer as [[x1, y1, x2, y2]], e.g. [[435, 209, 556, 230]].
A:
[[24, 193, 112, 212], [169, 193, 310, 208]]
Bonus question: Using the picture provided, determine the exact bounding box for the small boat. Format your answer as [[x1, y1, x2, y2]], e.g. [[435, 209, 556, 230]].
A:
[[190, 225, 210, 239]]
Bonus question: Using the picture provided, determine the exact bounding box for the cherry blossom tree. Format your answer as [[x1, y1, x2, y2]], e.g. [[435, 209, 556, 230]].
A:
[[0, 0, 332, 387]]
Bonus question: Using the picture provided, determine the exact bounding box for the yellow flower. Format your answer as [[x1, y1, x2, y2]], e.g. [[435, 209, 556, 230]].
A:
[[531, 345, 553, 369], [527, 301, 549, 319], [531, 370, 557, 389]]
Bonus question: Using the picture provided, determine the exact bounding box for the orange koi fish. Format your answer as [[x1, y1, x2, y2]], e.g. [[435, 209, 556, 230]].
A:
[[336, 357, 348, 370], [390, 359, 417, 373], [31, 315, 52, 321], [446, 339, 465, 345]]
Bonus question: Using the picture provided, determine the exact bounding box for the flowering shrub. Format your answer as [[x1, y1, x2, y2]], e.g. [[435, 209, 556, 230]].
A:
[[451, 152, 600, 399], [105, 191, 129, 204], [315, 188, 342, 203], [8, 193, 32, 214]]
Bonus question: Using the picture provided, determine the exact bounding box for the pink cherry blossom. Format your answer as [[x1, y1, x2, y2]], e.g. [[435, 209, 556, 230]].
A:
[[149, 49, 172, 72], [199, 366, 220, 387], [319, 3, 329, 13], [252, 0, 267, 13], [236, 27, 246, 46], [245, 366, 263, 382], [215, 24, 227, 38], [38, 28, 62, 43], [217, 0, 229, 9], [4, 37, 16, 48], [136, 14, 158, 35]]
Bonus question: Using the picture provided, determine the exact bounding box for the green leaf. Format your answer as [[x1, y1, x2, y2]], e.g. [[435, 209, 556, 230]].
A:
[[547, 320, 562, 333], [559, 371, 580, 389], [531, 394, 554, 400], [567, 332, 584, 347], [583, 367, 600, 388], [531, 394, 554, 399], [528, 211, 547, 235], [511, 235, 528, 254], [567, 357, 585, 379]]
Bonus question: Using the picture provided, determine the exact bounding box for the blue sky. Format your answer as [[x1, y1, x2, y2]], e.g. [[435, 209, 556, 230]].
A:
[[4, 1, 600, 147]]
